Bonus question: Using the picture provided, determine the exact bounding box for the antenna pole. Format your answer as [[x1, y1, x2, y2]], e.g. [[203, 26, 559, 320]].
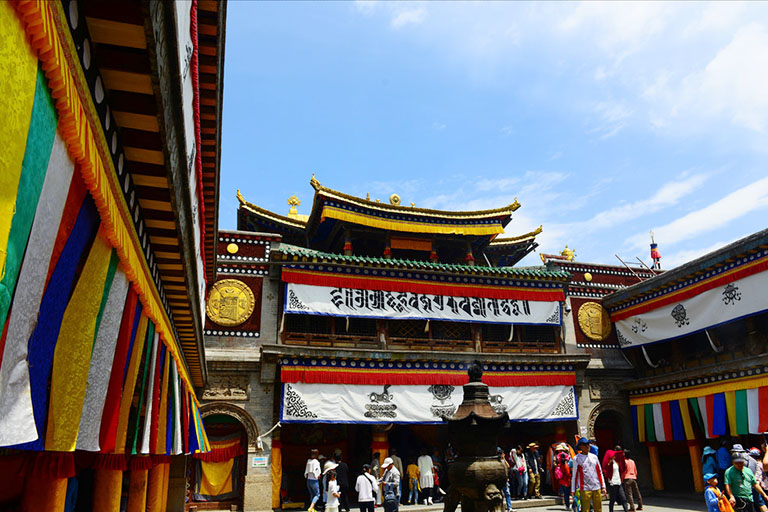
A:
[[615, 254, 644, 282]]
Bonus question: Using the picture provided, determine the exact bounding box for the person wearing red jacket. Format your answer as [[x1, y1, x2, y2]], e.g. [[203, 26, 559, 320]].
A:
[[602, 450, 628, 512]]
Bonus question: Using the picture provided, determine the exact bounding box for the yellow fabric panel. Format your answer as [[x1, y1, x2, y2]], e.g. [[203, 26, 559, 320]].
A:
[[678, 399, 695, 441], [629, 374, 768, 406], [46, 232, 113, 451], [724, 391, 737, 436], [22, 476, 67, 512], [271, 443, 283, 509], [321, 206, 505, 236], [0, 1, 37, 281], [200, 459, 234, 497], [93, 468, 123, 512], [126, 469, 149, 512], [155, 354, 171, 454], [115, 315, 149, 454], [146, 463, 166, 512]]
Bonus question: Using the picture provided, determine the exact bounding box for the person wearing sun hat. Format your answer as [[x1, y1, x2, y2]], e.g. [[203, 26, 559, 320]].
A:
[[380, 457, 401, 512], [525, 442, 544, 499], [704, 473, 733, 512]]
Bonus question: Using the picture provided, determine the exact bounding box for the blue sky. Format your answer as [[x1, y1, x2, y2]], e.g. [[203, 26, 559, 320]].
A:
[[220, 1, 768, 268]]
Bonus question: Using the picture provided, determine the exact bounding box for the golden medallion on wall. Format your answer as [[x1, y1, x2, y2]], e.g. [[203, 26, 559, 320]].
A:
[[206, 279, 255, 327], [577, 302, 611, 341]]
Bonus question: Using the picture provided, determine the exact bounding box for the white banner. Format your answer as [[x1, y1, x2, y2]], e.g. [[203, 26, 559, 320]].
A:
[[615, 269, 768, 348], [285, 283, 561, 325], [281, 383, 577, 423]]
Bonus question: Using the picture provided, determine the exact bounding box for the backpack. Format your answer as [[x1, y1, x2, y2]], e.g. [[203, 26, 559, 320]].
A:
[[554, 464, 563, 481], [383, 490, 399, 512]]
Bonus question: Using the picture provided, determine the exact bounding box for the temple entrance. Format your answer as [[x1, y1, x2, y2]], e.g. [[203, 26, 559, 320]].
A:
[[593, 409, 624, 454], [186, 414, 248, 511]]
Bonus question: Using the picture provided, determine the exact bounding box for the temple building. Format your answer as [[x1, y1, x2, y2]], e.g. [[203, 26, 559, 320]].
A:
[[0, 1, 225, 510], [603, 229, 768, 494], [202, 177, 668, 510]]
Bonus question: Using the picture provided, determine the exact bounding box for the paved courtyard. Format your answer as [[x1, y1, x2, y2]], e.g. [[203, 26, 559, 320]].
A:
[[516, 496, 704, 512]]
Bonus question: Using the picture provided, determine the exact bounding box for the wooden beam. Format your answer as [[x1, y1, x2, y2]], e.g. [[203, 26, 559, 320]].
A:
[[85, 17, 147, 49]]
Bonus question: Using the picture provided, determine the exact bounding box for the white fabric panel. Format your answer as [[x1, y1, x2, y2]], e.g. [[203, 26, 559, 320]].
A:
[[652, 402, 665, 442], [281, 383, 577, 424], [76, 268, 130, 451], [285, 283, 561, 325], [172, 361, 183, 455], [697, 397, 710, 438], [747, 388, 761, 434], [0, 135, 74, 447], [615, 269, 768, 347], [139, 332, 160, 454]]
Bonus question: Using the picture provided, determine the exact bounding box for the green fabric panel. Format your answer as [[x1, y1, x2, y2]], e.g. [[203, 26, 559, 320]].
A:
[[645, 404, 656, 442], [0, 68, 57, 332], [689, 397, 704, 430], [91, 250, 120, 355], [131, 321, 155, 455], [735, 389, 749, 435]]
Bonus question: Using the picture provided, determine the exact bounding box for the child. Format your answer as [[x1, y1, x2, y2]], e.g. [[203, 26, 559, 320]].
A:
[[705, 473, 734, 512], [326, 470, 341, 512]]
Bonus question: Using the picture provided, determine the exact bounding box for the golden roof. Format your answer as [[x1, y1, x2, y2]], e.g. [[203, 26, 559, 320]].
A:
[[489, 225, 543, 245], [237, 190, 307, 228], [309, 175, 521, 220]]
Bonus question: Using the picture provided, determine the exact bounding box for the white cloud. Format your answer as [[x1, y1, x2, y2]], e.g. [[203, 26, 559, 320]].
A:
[[391, 8, 426, 29], [625, 176, 768, 251], [432, 121, 446, 131], [662, 239, 738, 269]]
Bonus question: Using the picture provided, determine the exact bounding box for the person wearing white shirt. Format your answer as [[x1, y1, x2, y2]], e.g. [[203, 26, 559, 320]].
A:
[[326, 471, 341, 512], [418, 450, 435, 505], [571, 438, 606, 512], [305, 449, 322, 512], [356, 465, 377, 512]]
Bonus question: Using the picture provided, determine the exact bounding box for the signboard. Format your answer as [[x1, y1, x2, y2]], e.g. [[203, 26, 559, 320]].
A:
[[284, 283, 561, 325], [252, 456, 268, 468]]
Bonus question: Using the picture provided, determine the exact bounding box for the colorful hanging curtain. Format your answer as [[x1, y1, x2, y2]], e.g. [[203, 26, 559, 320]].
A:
[[193, 434, 244, 502], [631, 385, 768, 442]]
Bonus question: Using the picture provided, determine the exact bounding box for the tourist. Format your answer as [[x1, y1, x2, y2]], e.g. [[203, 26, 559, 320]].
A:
[[406, 458, 420, 505], [498, 447, 513, 511], [621, 449, 642, 512], [305, 449, 322, 512], [512, 445, 528, 500], [380, 457, 401, 512], [571, 437, 606, 512], [703, 446, 719, 480], [704, 473, 732, 512], [525, 442, 543, 499], [725, 450, 768, 512], [761, 443, 768, 500], [602, 449, 628, 512], [718, 440, 733, 490], [508, 446, 521, 500], [553, 444, 572, 510], [418, 448, 435, 505], [326, 470, 341, 512], [390, 449, 404, 504], [355, 465, 376, 512], [749, 448, 768, 512], [323, 459, 339, 508], [334, 452, 351, 512]]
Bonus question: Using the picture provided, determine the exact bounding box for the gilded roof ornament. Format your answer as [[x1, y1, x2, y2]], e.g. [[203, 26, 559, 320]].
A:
[[561, 245, 575, 261], [288, 195, 301, 217], [310, 173, 321, 189], [390, 194, 401, 206]]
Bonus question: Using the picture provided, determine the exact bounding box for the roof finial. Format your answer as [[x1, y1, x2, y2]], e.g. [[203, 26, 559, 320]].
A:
[[560, 245, 575, 261], [310, 174, 321, 189], [650, 231, 661, 270], [288, 195, 301, 217]]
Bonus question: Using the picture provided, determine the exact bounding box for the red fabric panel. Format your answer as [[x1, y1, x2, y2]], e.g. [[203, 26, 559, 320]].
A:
[[92, 454, 128, 471], [100, 288, 139, 453], [660, 401, 673, 442], [44, 172, 87, 290], [759, 387, 768, 432], [192, 442, 244, 462], [26, 451, 76, 480], [280, 367, 576, 387], [0, 320, 10, 373], [0, 454, 27, 503], [282, 269, 565, 302], [611, 258, 768, 321], [129, 455, 154, 471], [706, 395, 715, 438]]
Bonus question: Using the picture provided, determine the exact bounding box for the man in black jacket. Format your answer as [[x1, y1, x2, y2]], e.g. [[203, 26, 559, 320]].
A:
[[525, 442, 544, 499], [333, 451, 351, 512]]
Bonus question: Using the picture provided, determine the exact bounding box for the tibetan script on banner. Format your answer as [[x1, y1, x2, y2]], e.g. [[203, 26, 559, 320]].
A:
[[284, 283, 561, 325]]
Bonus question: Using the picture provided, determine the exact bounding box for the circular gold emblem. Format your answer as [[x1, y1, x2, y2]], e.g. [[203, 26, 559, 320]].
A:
[[577, 302, 611, 341], [584, 272, 593, 282], [226, 243, 239, 254], [206, 279, 255, 327]]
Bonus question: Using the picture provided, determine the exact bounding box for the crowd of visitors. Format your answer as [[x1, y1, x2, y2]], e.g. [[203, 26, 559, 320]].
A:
[[301, 437, 768, 512]]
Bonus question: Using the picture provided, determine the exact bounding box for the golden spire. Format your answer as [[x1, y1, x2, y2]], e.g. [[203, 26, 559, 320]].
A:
[[561, 245, 575, 261], [288, 195, 301, 217]]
